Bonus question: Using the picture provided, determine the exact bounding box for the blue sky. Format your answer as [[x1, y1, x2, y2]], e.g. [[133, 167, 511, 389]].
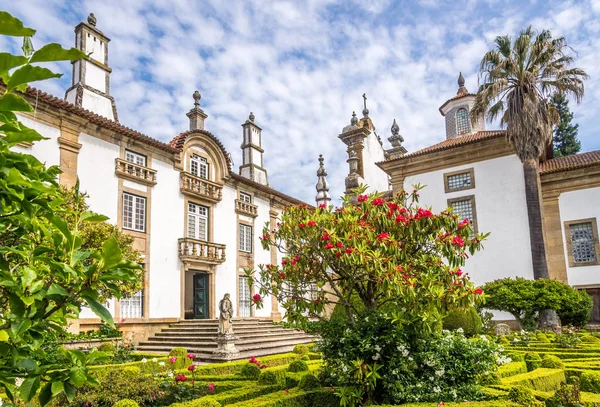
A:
[[2, 0, 599, 204]]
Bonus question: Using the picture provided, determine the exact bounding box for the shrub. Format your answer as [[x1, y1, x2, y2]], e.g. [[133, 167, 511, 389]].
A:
[[580, 371, 600, 393], [258, 370, 279, 385], [546, 380, 583, 407], [536, 332, 550, 343], [170, 397, 222, 407], [541, 355, 564, 369], [287, 360, 309, 372], [506, 352, 525, 363], [502, 368, 566, 392], [508, 386, 543, 407], [240, 363, 261, 379], [299, 373, 321, 391], [442, 307, 483, 336], [300, 355, 310, 361], [113, 399, 140, 407], [98, 342, 115, 352], [293, 344, 309, 355], [581, 334, 600, 343], [169, 347, 193, 370], [524, 352, 542, 372], [499, 336, 511, 346]]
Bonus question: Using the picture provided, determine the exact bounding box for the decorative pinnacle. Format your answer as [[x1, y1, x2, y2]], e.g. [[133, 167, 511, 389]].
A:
[[362, 93, 369, 117], [391, 118, 399, 136], [87, 13, 97, 27], [388, 119, 404, 148], [350, 111, 358, 126], [315, 154, 331, 205], [249, 112, 255, 122], [192, 90, 201, 108], [457, 72, 468, 95]]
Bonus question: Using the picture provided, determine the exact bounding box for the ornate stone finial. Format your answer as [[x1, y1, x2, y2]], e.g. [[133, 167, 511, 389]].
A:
[[315, 154, 331, 206], [388, 119, 404, 148], [350, 111, 358, 126], [192, 90, 201, 108], [391, 118, 399, 136], [362, 93, 369, 117], [457, 72, 468, 95], [87, 13, 97, 27], [249, 112, 255, 122]]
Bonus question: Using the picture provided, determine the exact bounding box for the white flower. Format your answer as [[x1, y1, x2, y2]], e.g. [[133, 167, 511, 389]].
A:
[[433, 386, 441, 393], [435, 369, 445, 377], [456, 328, 464, 334], [0, 396, 3, 406], [480, 335, 489, 341], [408, 356, 414, 361], [373, 353, 380, 361], [374, 345, 381, 353], [402, 349, 409, 357], [142, 358, 148, 364], [15, 378, 24, 388], [167, 371, 174, 378], [152, 358, 157, 363], [159, 361, 165, 367]]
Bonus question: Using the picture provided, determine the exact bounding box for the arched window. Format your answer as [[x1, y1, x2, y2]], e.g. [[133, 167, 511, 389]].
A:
[[456, 108, 469, 135]]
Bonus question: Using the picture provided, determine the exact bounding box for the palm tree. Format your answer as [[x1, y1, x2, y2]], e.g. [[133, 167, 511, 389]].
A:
[[471, 26, 588, 326]]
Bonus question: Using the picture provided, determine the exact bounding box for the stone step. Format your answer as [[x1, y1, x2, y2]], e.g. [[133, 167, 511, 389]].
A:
[[139, 333, 314, 349], [153, 331, 309, 341], [162, 325, 288, 332]]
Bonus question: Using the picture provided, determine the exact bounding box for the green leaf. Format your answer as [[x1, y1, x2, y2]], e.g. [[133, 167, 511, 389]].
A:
[[69, 366, 87, 387], [63, 382, 75, 401], [7, 65, 62, 91], [17, 358, 38, 371], [100, 237, 121, 270], [20, 376, 40, 403], [80, 211, 109, 222], [0, 12, 36, 36], [48, 283, 69, 297], [0, 330, 9, 341], [38, 382, 52, 407], [0, 93, 33, 112], [0, 53, 28, 81], [50, 381, 64, 397], [9, 294, 25, 318], [29, 44, 87, 63], [83, 296, 114, 327]]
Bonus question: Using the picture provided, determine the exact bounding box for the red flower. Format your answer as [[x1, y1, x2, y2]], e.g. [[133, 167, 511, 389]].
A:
[[291, 260, 297, 266], [474, 287, 483, 295], [188, 365, 196, 371], [372, 197, 385, 206], [321, 233, 330, 241], [335, 252, 341, 257], [307, 220, 316, 227], [387, 202, 398, 211], [282, 259, 288, 266], [455, 269, 463, 277], [187, 353, 195, 359], [279, 272, 285, 279], [169, 357, 177, 363], [324, 242, 334, 249], [377, 232, 389, 241], [395, 214, 406, 223], [336, 242, 343, 248], [207, 383, 215, 392], [357, 195, 368, 202], [253, 294, 261, 303], [452, 236, 465, 247], [345, 248, 354, 254], [298, 223, 306, 228], [261, 234, 269, 240], [319, 203, 327, 209], [284, 389, 289, 393], [416, 208, 433, 219], [174, 373, 187, 382], [458, 219, 470, 228]]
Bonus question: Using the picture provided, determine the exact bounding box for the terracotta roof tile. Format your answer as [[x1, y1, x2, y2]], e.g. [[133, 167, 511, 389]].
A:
[[170, 129, 233, 172], [438, 92, 476, 115], [540, 150, 600, 174], [21, 86, 179, 154], [229, 173, 311, 207]]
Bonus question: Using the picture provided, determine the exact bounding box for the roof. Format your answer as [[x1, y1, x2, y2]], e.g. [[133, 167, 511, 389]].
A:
[[21, 86, 179, 154], [541, 150, 600, 174], [438, 91, 476, 115], [170, 129, 233, 172], [229, 173, 310, 207]]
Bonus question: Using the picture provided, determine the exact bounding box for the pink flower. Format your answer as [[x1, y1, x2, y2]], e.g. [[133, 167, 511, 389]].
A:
[[188, 365, 196, 371], [169, 357, 177, 363], [321, 233, 330, 241], [298, 223, 306, 228], [207, 383, 215, 392], [187, 353, 195, 359], [174, 373, 187, 382], [455, 269, 463, 277], [395, 214, 406, 223]]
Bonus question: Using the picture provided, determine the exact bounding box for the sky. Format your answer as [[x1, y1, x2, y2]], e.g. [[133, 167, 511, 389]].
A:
[[2, 0, 600, 205]]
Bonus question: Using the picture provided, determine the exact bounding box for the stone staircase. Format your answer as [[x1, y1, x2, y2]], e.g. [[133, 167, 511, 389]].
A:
[[136, 319, 315, 362]]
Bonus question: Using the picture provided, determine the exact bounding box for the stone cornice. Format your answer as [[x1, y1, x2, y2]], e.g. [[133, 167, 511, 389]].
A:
[[541, 165, 600, 198]]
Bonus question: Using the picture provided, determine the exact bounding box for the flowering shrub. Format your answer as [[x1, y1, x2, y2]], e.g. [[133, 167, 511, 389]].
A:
[[557, 326, 581, 348]]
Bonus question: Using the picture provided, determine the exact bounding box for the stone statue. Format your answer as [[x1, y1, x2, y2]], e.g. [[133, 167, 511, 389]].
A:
[[494, 323, 511, 337], [218, 293, 234, 336]]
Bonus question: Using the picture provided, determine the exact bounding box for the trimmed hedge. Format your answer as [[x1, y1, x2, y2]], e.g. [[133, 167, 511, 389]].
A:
[[541, 355, 564, 369], [169, 347, 193, 370], [581, 371, 600, 393], [211, 384, 283, 405], [524, 352, 542, 372], [498, 362, 528, 378], [113, 400, 140, 407], [442, 307, 482, 336], [241, 363, 261, 379], [169, 397, 222, 407], [287, 360, 308, 372], [501, 368, 566, 392], [225, 388, 339, 407]]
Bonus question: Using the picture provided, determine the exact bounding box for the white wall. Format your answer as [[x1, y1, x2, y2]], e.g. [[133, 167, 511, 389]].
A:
[[84, 32, 105, 63], [84, 62, 106, 93], [148, 157, 184, 318], [362, 132, 389, 193], [404, 154, 534, 287], [13, 115, 60, 168], [213, 185, 238, 317], [559, 187, 600, 286], [253, 195, 274, 317], [81, 88, 114, 120]]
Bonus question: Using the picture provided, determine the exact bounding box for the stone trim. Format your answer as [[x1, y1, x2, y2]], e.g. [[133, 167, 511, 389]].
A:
[[447, 195, 479, 234], [443, 167, 475, 193], [269, 208, 282, 321], [564, 218, 600, 268], [542, 195, 568, 282]]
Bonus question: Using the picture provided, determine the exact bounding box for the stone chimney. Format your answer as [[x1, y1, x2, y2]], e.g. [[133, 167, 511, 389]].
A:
[[187, 90, 208, 130], [239, 112, 268, 185]]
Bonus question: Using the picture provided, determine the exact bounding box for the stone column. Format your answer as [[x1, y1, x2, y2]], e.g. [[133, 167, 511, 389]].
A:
[[542, 191, 568, 283], [57, 126, 82, 188], [269, 209, 282, 321]]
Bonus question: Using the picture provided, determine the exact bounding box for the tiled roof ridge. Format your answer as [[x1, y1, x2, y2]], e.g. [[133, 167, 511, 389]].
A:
[[438, 92, 477, 115], [170, 129, 233, 172], [541, 150, 600, 174], [229, 172, 311, 207], [21, 86, 179, 154]]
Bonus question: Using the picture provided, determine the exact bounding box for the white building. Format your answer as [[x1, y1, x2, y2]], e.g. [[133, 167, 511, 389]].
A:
[[339, 74, 600, 324]]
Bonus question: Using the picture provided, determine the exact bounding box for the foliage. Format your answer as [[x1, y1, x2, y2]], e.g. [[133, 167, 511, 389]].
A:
[[60, 186, 144, 300], [240, 363, 261, 379], [512, 330, 534, 348], [546, 380, 584, 407], [580, 335, 600, 344], [169, 348, 193, 370], [482, 278, 593, 329], [287, 360, 309, 373], [249, 185, 487, 333], [502, 368, 566, 392], [525, 352, 542, 371], [258, 371, 279, 385], [537, 332, 551, 343], [299, 373, 321, 391], [0, 11, 141, 406], [580, 371, 600, 394], [508, 386, 544, 407], [550, 93, 581, 158], [443, 308, 483, 336], [558, 327, 582, 349], [293, 344, 309, 355], [541, 355, 564, 369], [113, 399, 141, 407], [169, 398, 221, 407], [98, 342, 115, 352]]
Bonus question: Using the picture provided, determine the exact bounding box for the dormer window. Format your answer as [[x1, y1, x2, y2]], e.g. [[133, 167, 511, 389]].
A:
[[456, 108, 469, 135], [190, 154, 209, 179]]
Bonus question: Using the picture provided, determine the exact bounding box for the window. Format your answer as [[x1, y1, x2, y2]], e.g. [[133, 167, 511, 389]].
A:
[[123, 193, 146, 232], [447, 195, 478, 233], [125, 150, 147, 167], [190, 155, 209, 179], [565, 219, 599, 267], [456, 108, 469, 135], [121, 289, 144, 318], [444, 168, 475, 193], [239, 224, 252, 253], [240, 192, 252, 203], [239, 275, 251, 317], [188, 203, 208, 241]]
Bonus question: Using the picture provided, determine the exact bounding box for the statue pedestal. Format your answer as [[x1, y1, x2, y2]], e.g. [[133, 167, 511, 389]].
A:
[[212, 334, 240, 361]]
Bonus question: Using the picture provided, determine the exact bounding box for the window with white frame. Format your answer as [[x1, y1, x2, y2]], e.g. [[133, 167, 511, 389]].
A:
[[123, 193, 146, 232], [456, 108, 469, 135], [240, 192, 252, 203], [125, 150, 147, 167], [188, 203, 208, 241], [239, 275, 251, 317], [121, 289, 144, 318], [190, 155, 209, 179], [239, 224, 252, 253], [448, 195, 477, 233], [566, 219, 599, 266]]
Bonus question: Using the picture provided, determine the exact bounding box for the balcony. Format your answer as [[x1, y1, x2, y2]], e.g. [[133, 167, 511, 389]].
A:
[[235, 199, 258, 217], [115, 158, 157, 186], [180, 172, 222, 203], [178, 238, 226, 265]]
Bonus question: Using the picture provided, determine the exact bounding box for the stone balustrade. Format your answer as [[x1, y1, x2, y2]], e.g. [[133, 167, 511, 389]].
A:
[[180, 172, 223, 203], [235, 199, 258, 217], [178, 238, 226, 264], [115, 158, 157, 186]]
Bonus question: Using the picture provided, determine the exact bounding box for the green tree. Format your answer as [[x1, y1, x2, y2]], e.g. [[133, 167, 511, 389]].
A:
[[0, 11, 140, 405], [470, 26, 588, 325], [550, 92, 581, 157]]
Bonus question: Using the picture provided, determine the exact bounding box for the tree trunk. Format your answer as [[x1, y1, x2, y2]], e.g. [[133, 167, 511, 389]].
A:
[[522, 159, 549, 279]]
